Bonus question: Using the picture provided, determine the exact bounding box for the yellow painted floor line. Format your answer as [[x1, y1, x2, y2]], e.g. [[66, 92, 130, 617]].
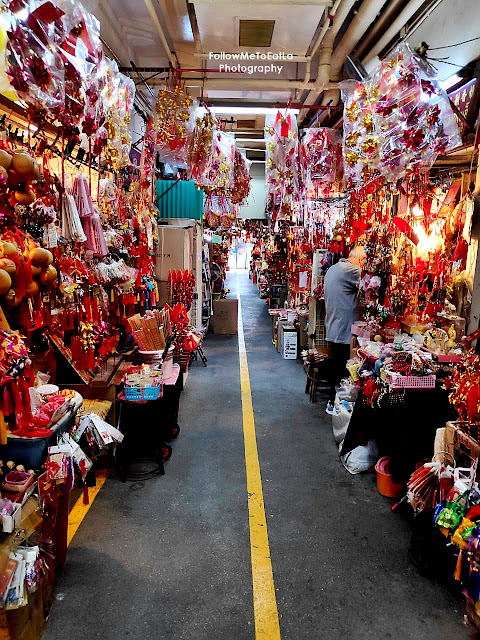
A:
[[237, 285, 281, 640], [67, 468, 109, 546]]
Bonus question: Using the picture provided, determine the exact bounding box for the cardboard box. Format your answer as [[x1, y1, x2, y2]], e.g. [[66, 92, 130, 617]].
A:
[[155, 226, 193, 281], [213, 299, 238, 334], [280, 324, 297, 359], [297, 314, 309, 348]]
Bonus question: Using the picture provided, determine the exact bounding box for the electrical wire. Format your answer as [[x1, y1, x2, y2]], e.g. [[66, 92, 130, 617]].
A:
[[429, 36, 480, 51], [426, 58, 467, 69]]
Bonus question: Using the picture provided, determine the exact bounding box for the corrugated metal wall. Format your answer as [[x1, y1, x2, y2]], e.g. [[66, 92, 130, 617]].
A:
[[156, 180, 204, 220]]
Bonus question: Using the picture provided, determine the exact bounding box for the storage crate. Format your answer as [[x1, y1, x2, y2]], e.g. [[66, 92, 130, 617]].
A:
[[386, 371, 436, 389], [124, 385, 162, 401], [0, 409, 76, 469]]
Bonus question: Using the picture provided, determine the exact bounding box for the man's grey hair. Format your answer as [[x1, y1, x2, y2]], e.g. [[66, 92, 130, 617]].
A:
[[349, 246, 366, 260]]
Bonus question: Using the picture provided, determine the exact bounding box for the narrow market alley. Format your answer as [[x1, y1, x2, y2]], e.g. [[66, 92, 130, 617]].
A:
[[44, 271, 468, 640]]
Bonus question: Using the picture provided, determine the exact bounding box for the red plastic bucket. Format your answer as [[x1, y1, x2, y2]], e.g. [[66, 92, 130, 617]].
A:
[[375, 456, 404, 498]]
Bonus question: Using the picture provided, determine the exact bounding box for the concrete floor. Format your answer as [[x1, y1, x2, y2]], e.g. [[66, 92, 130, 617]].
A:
[[44, 270, 472, 640]]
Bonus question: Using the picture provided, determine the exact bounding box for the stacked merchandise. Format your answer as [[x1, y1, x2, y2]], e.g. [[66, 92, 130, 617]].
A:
[[0, 0, 175, 627], [127, 310, 168, 352], [399, 355, 480, 628]]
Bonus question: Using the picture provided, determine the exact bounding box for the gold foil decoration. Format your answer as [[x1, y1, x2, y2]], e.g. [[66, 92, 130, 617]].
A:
[[345, 102, 359, 122]]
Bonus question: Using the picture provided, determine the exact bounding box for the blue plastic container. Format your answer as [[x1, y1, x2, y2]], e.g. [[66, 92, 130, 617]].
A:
[[0, 409, 75, 469], [124, 385, 162, 401]]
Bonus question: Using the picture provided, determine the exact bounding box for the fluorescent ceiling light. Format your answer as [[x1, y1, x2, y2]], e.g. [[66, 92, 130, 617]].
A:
[[235, 139, 266, 144], [197, 106, 299, 116], [440, 74, 462, 91]]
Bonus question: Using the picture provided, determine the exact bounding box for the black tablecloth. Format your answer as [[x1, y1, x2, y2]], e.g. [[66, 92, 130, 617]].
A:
[[340, 387, 458, 484]]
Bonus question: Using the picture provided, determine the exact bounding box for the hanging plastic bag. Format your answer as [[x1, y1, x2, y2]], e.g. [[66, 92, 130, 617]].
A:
[[265, 111, 300, 202], [366, 43, 461, 182], [200, 130, 235, 192], [155, 83, 196, 169], [340, 80, 379, 186], [188, 110, 216, 184], [303, 127, 343, 187], [230, 150, 251, 205], [6, 4, 66, 120]]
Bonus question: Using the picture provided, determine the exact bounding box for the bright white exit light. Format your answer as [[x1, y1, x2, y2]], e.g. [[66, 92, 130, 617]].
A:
[[197, 106, 300, 116], [440, 74, 462, 91]]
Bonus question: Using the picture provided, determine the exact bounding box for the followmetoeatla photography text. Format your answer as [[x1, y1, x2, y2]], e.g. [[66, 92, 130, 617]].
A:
[[209, 51, 293, 74]]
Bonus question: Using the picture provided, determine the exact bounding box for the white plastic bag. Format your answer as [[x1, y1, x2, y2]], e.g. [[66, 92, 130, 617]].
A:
[[340, 440, 380, 475], [332, 401, 352, 445]]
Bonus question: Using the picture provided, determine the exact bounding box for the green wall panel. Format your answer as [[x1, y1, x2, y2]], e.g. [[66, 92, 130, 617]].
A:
[[156, 180, 204, 220]]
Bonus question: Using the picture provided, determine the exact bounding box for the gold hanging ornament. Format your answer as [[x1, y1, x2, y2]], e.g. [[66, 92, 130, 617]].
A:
[[345, 151, 359, 167], [361, 137, 377, 155], [361, 113, 374, 133], [345, 131, 361, 147], [345, 102, 360, 122]]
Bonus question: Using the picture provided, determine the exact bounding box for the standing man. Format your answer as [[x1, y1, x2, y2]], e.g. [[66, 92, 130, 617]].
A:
[[323, 246, 365, 414]]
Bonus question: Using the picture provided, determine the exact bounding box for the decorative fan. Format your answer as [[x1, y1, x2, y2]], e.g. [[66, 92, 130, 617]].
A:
[[211, 263, 221, 282]]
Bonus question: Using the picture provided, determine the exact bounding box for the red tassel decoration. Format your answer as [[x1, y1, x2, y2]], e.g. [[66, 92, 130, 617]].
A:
[[393, 216, 419, 245], [10, 379, 23, 431], [454, 550, 462, 581], [84, 296, 92, 322], [92, 297, 100, 323], [2, 382, 13, 418], [19, 375, 32, 429]]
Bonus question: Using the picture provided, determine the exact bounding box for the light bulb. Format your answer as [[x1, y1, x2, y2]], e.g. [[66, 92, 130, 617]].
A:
[[412, 204, 424, 218]]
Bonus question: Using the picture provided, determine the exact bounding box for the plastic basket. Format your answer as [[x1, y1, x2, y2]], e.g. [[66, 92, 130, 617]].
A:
[[386, 371, 436, 389], [347, 362, 361, 382], [124, 385, 162, 401]]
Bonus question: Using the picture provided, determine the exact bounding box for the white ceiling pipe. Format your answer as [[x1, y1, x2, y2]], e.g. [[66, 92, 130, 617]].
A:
[[195, 53, 311, 62], [355, 0, 408, 58], [300, 0, 356, 120], [328, 0, 390, 81], [144, 0, 177, 67], [148, 77, 335, 89], [176, 77, 339, 89], [363, 0, 434, 64], [304, 6, 333, 84], [307, 0, 390, 125], [193, 0, 333, 4]]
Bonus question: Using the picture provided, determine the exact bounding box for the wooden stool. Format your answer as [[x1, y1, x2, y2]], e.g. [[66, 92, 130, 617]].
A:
[[305, 357, 331, 403]]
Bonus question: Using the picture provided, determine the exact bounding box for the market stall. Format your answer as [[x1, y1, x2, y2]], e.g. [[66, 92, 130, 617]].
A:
[[0, 0, 258, 633]]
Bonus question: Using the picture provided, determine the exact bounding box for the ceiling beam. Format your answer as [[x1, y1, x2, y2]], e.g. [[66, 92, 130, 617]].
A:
[[193, 0, 333, 4], [95, 0, 136, 66], [144, 0, 177, 67]]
